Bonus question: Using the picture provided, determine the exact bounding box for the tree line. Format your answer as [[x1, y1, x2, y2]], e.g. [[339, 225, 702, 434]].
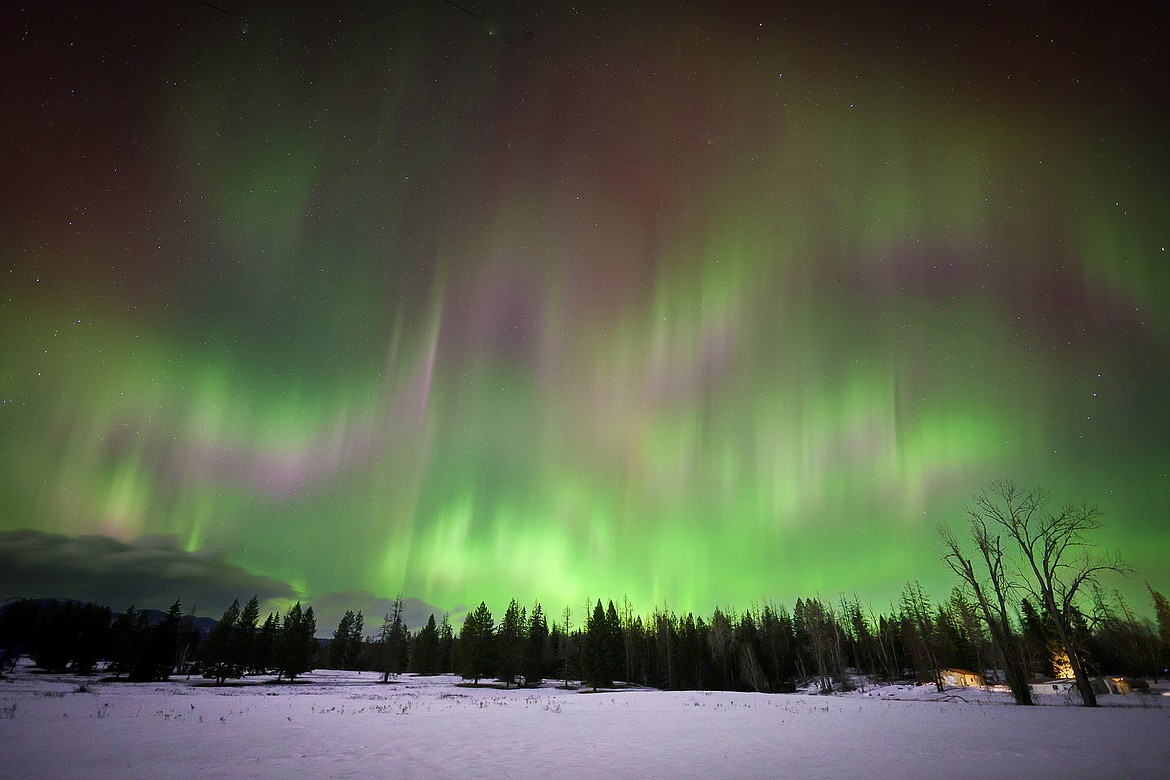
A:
[[0, 597, 319, 683], [1, 482, 1166, 704], [3, 582, 1165, 697]]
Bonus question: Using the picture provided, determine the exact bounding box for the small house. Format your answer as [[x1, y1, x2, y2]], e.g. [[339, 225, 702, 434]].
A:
[[1094, 676, 1146, 695], [1029, 678, 1077, 697], [939, 668, 985, 688]]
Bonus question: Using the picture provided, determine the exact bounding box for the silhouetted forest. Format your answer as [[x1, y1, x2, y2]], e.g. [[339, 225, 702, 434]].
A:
[[3, 582, 1167, 694]]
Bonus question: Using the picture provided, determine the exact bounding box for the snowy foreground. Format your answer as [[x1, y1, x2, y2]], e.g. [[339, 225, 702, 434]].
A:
[[3, 665, 1169, 779]]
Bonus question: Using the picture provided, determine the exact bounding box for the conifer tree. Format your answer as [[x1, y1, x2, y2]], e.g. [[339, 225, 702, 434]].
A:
[[235, 596, 261, 674], [328, 611, 356, 669], [132, 600, 183, 682], [252, 612, 279, 674], [458, 602, 494, 684], [106, 606, 140, 679], [947, 589, 991, 679], [378, 597, 410, 682], [582, 600, 611, 689], [1020, 597, 1060, 678], [900, 583, 943, 691], [496, 599, 524, 687], [523, 602, 549, 685], [203, 598, 241, 684], [437, 613, 455, 672], [31, 602, 78, 672], [708, 608, 734, 689], [412, 614, 440, 674], [276, 602, 317, 681], [604, 601, 623, 685], [346, 611, 365, 670], [1087, 587, 1160, 679], [558, 605, 575, 688]]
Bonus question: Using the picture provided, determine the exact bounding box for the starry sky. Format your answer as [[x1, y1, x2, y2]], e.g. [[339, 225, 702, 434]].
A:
[[2, 0, 1167, 624]]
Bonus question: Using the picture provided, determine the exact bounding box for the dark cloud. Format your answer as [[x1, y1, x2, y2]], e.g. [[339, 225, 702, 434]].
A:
[[0, 529, 298, 615], [0, 530, 462, 637]]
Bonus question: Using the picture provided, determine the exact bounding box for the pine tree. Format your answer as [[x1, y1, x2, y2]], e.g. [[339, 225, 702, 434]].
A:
[[235, 596, 261, 675], [523, 602, 549, 686], [900, 583, 943, 692], [760, 602, 797, 689], [794, 596, 846, 692], [132, 600, 183, 682], [31, 602, 78, 672], [604, 601, 623, 685], [437, 613, 455, 672], [378, 597, 410, 682], [947, 588, 992, 680], [708, 608, 733, 689], [458, 602, 494, 684], [1089, 587, 1160, 679], [252, 612, 278, 674], [1020, 597, 1059, 679], [412, 614, 440, 674], [558, 605, 575, 688], [582, 600, 611, 689], [496, 599, 524, 687], [651, 607, 675, 689], [106, 606, 141, 679], [345, 611, 365, 670], [203, 598, 241, 684], [276, 602, 317, 681], [328, 611, 356, 670]]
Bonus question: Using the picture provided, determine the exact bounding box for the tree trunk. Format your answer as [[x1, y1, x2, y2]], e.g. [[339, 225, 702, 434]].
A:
[[1047, 602, 1097, 707]]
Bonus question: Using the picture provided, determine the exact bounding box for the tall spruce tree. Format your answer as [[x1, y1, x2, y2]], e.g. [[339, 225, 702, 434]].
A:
[[1020, 597, 1060, 678], [203, 598, 242, 684], [496, 599, 524, 687], [437, 613, 455, 672], [582, 600, 612, 689], [345, 611, 365, 670], [604, 601, 623, 685], [328, 611, 357, 670], [132, 600, 183, 682], [412, 614, 440, 674], [276, 602, 317, 681], [459, 602, 495, 684], [378, 597, 410, 682], [252, 612, 279, 674], [108, 608, 149, 679], [558, 605, 575, 688], [235, 596, 261, 675], [900, 583, 944, 691], [523, 602, 549, 686]]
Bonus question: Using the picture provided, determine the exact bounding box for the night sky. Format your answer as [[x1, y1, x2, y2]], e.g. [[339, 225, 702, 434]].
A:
[[2, 1, 1167, 624]]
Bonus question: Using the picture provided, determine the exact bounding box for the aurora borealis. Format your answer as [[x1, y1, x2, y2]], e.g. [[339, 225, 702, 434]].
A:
[[2, 1, 1167, 622]]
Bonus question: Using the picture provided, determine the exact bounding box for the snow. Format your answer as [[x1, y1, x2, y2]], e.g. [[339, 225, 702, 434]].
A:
[[3, 664, 1169, 779]]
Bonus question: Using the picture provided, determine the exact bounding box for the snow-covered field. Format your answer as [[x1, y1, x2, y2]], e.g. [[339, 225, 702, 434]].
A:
[[3, 664, 1169, 779]]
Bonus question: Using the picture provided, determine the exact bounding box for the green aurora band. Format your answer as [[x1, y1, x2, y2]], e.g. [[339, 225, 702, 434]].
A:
[[1, 2, 1167, 617]]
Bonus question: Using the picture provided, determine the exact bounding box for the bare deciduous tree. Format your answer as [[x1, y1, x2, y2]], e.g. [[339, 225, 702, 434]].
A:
[[939, 518, 1033, 704], [954, 480, 1131, 707]]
